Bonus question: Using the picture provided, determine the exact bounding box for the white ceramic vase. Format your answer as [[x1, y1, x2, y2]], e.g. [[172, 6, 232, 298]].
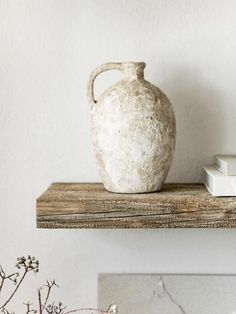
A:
[[87, 62, 176, 193]]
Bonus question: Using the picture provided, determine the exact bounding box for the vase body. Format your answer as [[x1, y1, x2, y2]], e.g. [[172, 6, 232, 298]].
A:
[[87, 62, 176, 193]]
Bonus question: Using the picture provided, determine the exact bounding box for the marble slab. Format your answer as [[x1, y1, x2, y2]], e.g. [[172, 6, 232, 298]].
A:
[[98, 274, 236, 314]]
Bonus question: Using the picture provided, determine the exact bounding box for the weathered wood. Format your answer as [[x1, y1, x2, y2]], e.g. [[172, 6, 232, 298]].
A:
[[36, 183, 236, 228]]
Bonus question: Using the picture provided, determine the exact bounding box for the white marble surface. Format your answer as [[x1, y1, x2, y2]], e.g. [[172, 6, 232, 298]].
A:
[[98, 274, 236, 314]]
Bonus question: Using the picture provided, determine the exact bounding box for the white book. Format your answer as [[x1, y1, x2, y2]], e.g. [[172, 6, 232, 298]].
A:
[[203, 166, 236, 196], [215, 155, 236, 175]]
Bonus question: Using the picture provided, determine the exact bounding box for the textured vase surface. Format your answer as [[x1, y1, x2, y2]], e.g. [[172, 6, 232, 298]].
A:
[[87, 62, 176, 193]]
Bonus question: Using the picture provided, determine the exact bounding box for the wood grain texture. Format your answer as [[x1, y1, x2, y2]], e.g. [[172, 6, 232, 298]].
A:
[[36, 183, 236, 228]]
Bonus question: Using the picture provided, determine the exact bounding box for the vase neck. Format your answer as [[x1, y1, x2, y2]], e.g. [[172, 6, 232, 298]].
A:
[[120, 62, 146, 80]]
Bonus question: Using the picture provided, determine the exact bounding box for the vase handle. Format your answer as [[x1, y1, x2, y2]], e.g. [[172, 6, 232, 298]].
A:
[[87, 63, 122, 108]]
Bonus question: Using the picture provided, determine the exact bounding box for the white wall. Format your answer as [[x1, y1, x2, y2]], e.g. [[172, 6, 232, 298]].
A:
[[1, 0, 236, 311]]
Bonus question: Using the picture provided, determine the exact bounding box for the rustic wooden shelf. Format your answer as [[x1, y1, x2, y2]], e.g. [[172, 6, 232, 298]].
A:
[[36, 183, 236, 229]]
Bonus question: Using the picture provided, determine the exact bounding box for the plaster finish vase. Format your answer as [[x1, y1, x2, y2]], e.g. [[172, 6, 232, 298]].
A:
[[87, 62, 176, 193]]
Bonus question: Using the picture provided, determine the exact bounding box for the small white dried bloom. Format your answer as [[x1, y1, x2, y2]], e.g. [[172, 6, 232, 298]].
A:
[[107, 304, 118, 314]]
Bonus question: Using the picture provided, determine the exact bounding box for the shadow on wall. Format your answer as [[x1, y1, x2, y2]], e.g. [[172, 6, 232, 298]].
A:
[[163, 67, 226, 183]]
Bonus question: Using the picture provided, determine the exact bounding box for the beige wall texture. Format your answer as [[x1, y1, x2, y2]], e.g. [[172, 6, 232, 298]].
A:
[[0, 0, 236, 311]]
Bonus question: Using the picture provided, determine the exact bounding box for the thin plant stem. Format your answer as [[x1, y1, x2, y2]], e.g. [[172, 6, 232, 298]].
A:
[[43, 285, 51, 311], [0, 269, 27, 309], [38, 289, 43, 314], [0, 278, 4, 294], [0, 265, 5, 293], [42, 281, 58, 312]]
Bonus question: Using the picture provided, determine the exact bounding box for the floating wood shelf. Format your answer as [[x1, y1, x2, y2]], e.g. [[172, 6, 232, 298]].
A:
[[36, 183, 236, 229]]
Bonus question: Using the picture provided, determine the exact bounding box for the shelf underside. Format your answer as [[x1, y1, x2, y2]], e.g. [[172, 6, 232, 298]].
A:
[[36, 183, 236, 229]]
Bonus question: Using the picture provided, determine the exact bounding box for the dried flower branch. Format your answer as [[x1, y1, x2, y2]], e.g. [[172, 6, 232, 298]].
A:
[[0, 255, 39, 312], [0, 256, 116, 314], [45, 301, 67, 314], [43, 280, 59, 311], [37, 282, 117, 314], [37, 279, 60, 314], [0, 264, 19, 293]]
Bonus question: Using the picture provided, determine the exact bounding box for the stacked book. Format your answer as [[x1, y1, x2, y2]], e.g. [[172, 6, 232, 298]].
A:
[[203, 155, 236, 196]]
